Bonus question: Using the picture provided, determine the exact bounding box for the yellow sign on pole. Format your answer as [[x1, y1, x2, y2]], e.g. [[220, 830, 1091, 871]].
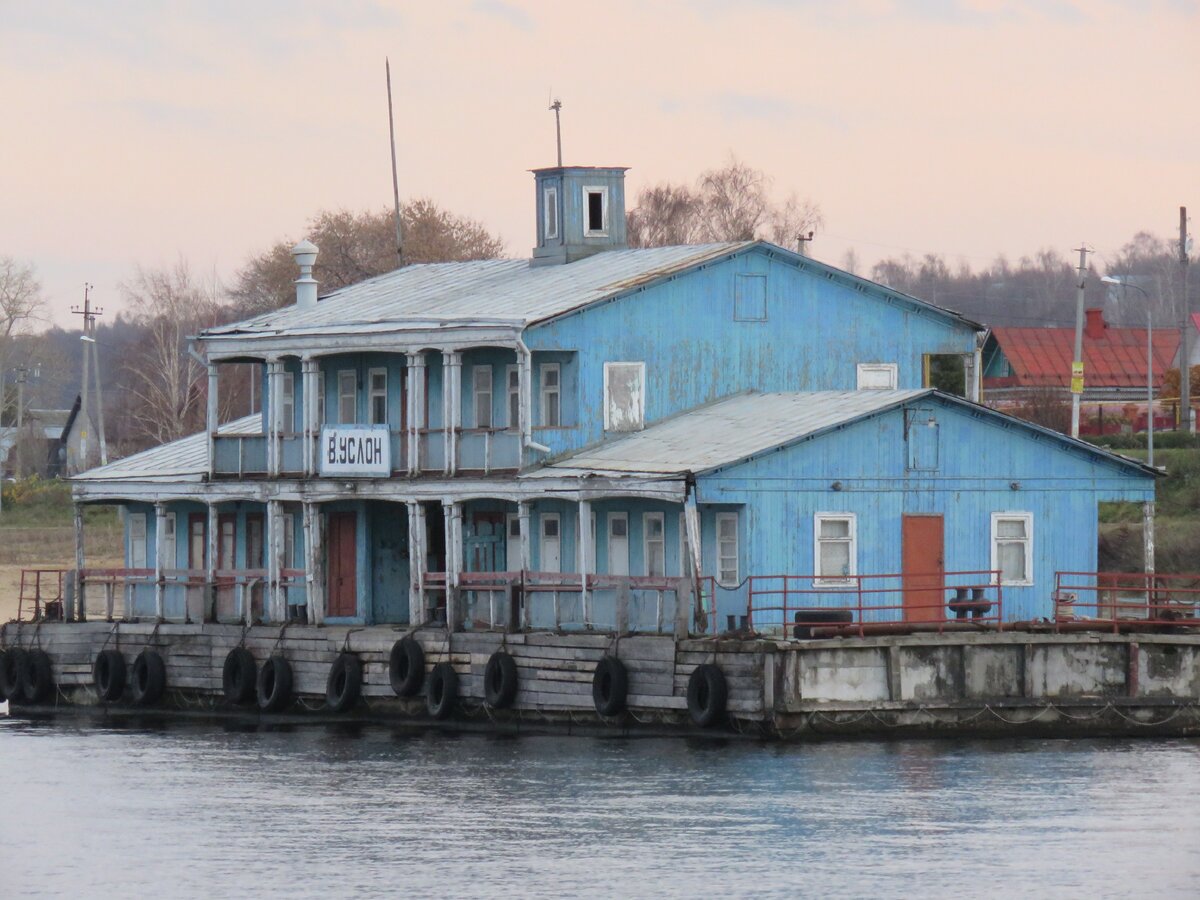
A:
[[1070, 361, 1084, 395]]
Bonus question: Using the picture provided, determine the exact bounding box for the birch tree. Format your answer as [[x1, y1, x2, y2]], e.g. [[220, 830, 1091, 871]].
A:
[[0, 257, 46, 423]]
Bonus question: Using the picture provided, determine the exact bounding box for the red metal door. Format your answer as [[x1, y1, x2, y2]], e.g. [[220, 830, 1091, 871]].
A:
[[327, 512, 358, 617], [902, 515, 944, 623]]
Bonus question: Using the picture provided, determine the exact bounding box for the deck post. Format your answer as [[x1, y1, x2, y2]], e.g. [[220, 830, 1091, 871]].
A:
[[73, 501, 86, 622], [303, 501, 326, 625], [406, 353, 426, 475], [443, 500, 461, 631], [267, 499, 283, 623], [205, 501, 219, 623], [265, 358, 283, 477], [301, 356, 319, 476], [409, 501, 426, 624], [443, 350, 461, 475], [578, 498, 592, 627], [683, 499, 704, 633], [154, 502, 167, 622], [206, 362, 218, 478]]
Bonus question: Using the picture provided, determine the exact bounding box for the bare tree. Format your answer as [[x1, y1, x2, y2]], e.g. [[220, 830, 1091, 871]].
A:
[[229, 202, 505, 315], [0, 257, 45, 424], [627, 157, 823, 249]]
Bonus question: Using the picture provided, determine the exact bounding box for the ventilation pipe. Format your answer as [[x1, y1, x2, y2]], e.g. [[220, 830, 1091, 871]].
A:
[[292, 240, 319, 309]]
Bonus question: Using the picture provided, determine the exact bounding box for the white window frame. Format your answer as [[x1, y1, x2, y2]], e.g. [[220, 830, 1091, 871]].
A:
[[991, 512, 1034, 587], [277, 372, 295, 434], [715, 512, 739, 587], [472, 365, 493, 429], [607, 512, 629, 576], [505, 365, 520, 430], [856, 362, 898, 390], [162, 512, 177, 569], [540, 513, 561, 574], [603, 361, 646, 432], [129, 513, 148, 569], [543, 185, 559, 240], [540, 363, 561, 427], [337, 370, 357, 424], [643, 512, 665, 578], [583, 185, 609, 236], [368, 368, 388, 426], [814, 513, 857, 587]]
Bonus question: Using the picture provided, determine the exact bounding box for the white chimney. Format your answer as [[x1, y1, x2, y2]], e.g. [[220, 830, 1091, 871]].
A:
[[291, 239, 319, 309]]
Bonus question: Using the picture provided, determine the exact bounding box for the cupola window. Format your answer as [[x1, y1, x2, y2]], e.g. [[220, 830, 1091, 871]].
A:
[[584, 186, 608, 235], [544, 186, 558, 240]]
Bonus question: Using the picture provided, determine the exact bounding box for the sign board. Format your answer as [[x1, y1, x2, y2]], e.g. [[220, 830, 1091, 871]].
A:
[[319, 426, 391, 477], [1070, 361, 1085, 395]]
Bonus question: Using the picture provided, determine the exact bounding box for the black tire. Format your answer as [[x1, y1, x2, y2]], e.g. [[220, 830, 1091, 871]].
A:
[[222, 648, 257, 705], [22, 649, 54, 704], [130, 650, 166, 706], [257, 655, 293, 713], [426, 662, 458, 720], [325, 653, 362, 713], [389, 637, 424, 698], [484, 651, 518, 709], [686, 663, 728, 728], [92, 649, 126, 703], [0, 649, 23, 702], [592, 655, 628, 717]]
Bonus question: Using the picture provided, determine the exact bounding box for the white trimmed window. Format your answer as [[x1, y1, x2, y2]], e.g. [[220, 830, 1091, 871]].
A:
[[856, 363, 898, 390], [815, 513, 857, 585], [992, 512, 1033, 586], [544, 186, 559, 240], [604, 362, 645, 432], [583, 186, 608, 235], [277, 372, 295, 434], [129, 513, 148, 569], [644, 512, 665, 577], [473, 366, 493, 428], [368, 368, 388, 425], [716, 512, 739, 587], [540, 363, 561, 427], [337, 370, 356, 424], [162, 513, 177, 568], [506, 365, 520, 429]]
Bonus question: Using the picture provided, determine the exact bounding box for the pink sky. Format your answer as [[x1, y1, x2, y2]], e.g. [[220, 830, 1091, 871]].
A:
[[1, 0, 1196, 328]]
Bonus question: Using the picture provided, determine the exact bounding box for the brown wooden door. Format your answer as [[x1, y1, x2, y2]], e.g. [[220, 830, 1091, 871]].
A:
[[902, 515, 944, 623], [216, 513, 237, 620], [327, 512, 358, 618]]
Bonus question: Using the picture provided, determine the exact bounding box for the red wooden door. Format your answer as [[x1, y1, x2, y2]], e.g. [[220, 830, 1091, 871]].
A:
[[902, 515, 944, 623], [327, 512, 358, 617]]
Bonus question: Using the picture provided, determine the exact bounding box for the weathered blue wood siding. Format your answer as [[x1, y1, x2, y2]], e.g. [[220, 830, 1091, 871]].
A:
[[525, 246, 978, 455]]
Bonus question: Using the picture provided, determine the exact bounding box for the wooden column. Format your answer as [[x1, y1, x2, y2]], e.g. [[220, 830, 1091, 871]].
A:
[[74, 502, 86, 622], [206, 363, 219, 477], [307, 502, 326, 625], [301, 357, 319, 476], [265, 358, 283, 477], [443, 500, 461, 631], [409, 501, 426, 625], [406, 352, 426, 475], [267, 499, 283, 623], [683, 498, 704, 634], [205, 501, 219, 623], [442, 350, 462, 475], [154, 502, 167, 622], [578, 498, 592, 627]]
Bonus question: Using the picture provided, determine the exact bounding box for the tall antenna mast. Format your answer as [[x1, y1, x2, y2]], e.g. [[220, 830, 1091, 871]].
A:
[[386, 57, 404, 266], [549, 97, 563, 166]]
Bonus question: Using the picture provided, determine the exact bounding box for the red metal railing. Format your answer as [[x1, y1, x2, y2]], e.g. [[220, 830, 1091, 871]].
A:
[[1052, 571, 1200, 631], [17, 569, 67, 622], [747, 570, 1004, 638]]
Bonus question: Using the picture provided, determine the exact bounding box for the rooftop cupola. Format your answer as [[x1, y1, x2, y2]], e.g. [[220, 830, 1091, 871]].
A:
[[531, 166, 629, 266]]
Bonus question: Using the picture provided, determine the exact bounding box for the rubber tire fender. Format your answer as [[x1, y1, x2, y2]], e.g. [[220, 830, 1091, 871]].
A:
[[389, 637, 424, 698], [686, 663, 728, 728], [484, 650, 518, 709], [93, 649, 127, 703], [257, 655, 294, 713], [222, 648, 257, 705], [0, 649, 23, 702], [130, 650, 166, 706], [592, 655, 628, 717], [426, 662, 458, 720], [21, 649, 54, 704], [325, 653, 362, 713]]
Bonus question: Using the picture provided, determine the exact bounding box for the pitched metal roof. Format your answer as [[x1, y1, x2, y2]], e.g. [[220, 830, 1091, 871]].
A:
[[987, 322, 1179, 389], [73, 415, 261, 482], [528, 391, 928, 477], [202, 243, 752, 338]]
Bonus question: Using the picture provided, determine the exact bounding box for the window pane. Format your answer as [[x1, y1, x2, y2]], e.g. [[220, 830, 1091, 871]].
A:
[[370, 371, 386, 392], [508, 392, 520, 428], [718, 516, 737, 539], [646, 516, 663, 538], [544, 367, 559, 387], [611, 517, 627, 538], [476, 394, 491, 428], [819, 542, 851, 578], [998, 541, 1026, 582], [647, 543, 665, 577], [543, 518, 558, 538], [546, 392, 560, 427], [997, 519, 1026, 539], [819, 518, 850, 539]]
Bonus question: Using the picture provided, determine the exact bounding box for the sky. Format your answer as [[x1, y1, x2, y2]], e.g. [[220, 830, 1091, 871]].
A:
[[1, 0, 1197, 328]]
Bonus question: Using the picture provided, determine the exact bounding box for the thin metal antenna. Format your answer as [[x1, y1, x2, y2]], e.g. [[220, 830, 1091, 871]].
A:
[[386, 57, 404, 266], [549, 96, 563, 166]]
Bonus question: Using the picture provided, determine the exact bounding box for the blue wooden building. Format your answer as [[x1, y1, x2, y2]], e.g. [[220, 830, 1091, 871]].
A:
[[72, 163, 1156, 633]]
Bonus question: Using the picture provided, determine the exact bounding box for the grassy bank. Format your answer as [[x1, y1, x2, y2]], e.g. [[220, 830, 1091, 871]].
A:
[[1095, 447, 1200, 573]]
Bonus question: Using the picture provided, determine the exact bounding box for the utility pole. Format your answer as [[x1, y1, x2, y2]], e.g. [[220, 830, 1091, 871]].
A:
[[386, 57, 404, 267], [550, 98, 563, 166], [1180, 206, 1192, 433], [70, 284, 103, 470], [1070, 245, 1091, 439]]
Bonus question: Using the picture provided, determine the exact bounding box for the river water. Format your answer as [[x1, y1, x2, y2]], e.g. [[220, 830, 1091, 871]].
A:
[[1, 716, 1197, 898]]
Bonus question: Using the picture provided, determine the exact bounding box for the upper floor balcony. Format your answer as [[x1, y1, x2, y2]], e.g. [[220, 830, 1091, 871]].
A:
[[207, 346, 576, 480]]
